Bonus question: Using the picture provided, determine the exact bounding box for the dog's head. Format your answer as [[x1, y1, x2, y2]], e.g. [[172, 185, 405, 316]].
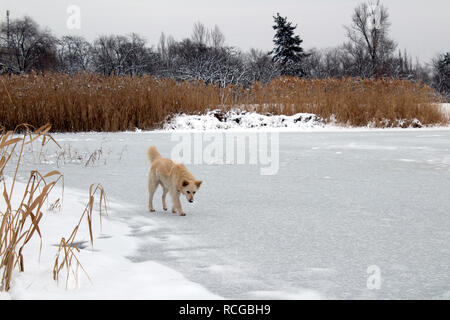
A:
[[179, 179, 202, 203]]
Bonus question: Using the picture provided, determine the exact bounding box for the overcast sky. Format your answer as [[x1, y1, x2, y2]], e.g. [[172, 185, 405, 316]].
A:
[[3, 0, 449, 63]]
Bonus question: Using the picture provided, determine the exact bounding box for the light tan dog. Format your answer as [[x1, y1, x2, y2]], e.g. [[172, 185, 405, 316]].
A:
[[147, 146, 202, 216]]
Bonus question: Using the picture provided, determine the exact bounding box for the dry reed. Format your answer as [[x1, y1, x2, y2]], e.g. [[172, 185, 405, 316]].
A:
[[0, 73, 446, 131], [0, 122, 107, 292], [53, 183, 107, 289], [0, 124, 63, 291]]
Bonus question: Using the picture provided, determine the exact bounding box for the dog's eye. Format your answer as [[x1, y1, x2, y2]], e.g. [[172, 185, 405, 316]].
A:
[[186, 191, 190, 194], [193, 191, 196, 194]]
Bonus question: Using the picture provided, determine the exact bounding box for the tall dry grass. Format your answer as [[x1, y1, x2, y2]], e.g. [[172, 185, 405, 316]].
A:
[[0, 123, 107, 292], [0, 124, 63, 291], [0, 73, 446, 131], [53, 183, 107, 289]]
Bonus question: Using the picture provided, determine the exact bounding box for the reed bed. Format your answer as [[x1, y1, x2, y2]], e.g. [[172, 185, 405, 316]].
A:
[[0, 73, 446, 131]]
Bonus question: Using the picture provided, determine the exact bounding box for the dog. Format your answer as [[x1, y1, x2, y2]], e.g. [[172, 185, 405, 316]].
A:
[[147, 146, 202, 216]]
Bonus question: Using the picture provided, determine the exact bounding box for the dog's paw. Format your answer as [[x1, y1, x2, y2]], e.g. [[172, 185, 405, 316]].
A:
[[180, 213, 186, 216], [172, 209, 177, 214], [149, 209, 155, 212], [163, 207, 167, 211]]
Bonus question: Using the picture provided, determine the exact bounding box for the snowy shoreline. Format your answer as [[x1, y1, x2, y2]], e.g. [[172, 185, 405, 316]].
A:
[[25, 104, 444, 135], [0, 179, 220, 300], [47, 124, 450, 137], [160, 107, 450, 132]]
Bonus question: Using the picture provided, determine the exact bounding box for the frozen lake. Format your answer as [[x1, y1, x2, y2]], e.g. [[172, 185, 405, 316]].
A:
[[13, 129, 450, 299]]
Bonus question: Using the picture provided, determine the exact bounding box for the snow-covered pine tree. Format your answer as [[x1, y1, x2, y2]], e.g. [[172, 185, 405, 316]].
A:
[[434, 52, 450, 99], [439, 53, 449, 97], [270, 13, 308, 76]]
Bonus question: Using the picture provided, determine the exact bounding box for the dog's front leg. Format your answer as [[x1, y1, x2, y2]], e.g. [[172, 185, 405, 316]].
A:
[[170, 190, 185, 216]]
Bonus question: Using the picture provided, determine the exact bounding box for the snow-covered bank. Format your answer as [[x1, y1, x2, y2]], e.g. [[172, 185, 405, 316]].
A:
[[0, 179, 220, 300], [162, 107, 450, 132], [163, 109, 325, 131]]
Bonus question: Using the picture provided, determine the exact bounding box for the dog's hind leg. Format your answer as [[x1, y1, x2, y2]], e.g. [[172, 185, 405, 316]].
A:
[[162, 187, 168, 211], [148, 171, 159, 212]]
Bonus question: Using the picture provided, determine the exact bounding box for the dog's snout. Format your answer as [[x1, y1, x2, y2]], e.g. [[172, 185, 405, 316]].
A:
[[189, 199, 194, 203]]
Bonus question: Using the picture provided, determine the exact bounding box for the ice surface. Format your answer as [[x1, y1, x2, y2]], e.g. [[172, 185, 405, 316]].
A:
[[6, 128, 450, 299]]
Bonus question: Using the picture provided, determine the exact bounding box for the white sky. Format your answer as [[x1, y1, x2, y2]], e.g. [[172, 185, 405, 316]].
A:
[[3, 0, 449, 63]]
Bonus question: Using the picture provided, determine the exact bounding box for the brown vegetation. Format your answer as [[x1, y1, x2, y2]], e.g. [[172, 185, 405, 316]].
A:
[[0, 124, 106, 292], [0, 73, 446, 131], [0, 124, 62, 291]]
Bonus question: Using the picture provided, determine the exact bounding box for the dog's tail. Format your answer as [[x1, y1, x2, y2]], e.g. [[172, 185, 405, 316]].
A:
[[147, 146, 161, 163]]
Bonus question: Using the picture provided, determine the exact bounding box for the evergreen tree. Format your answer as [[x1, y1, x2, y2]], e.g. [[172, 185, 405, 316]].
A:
[[434, 52, 450, 99], [270, 13, 308, 76]]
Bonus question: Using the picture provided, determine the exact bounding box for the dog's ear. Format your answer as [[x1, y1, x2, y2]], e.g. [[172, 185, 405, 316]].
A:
[[195, 180, 203, 188], [182, 180, 189, 187]]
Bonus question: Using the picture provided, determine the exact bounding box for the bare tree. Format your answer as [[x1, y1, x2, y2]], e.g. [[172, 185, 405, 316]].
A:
[[191, 22, 210, 46], [246, 48, 279, 83], [344, 0, 396, 77], [124, 33, 154, 75], [303, 48, 347, 78], [157, 32, 168, 60], [155, 32, 177, 76], [91, 34, 152, 76], [57, 35, 92, 74], [0, 16, 56, 72], [342, 41, 373, 77], [160, 37, 248, 86], [210, 25, 225, 48]]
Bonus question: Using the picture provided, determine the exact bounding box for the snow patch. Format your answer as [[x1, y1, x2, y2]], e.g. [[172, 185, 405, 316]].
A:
[[441, 103, 450, 117], [163, 109, 325, 131], [162, 103, 450, 131]]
